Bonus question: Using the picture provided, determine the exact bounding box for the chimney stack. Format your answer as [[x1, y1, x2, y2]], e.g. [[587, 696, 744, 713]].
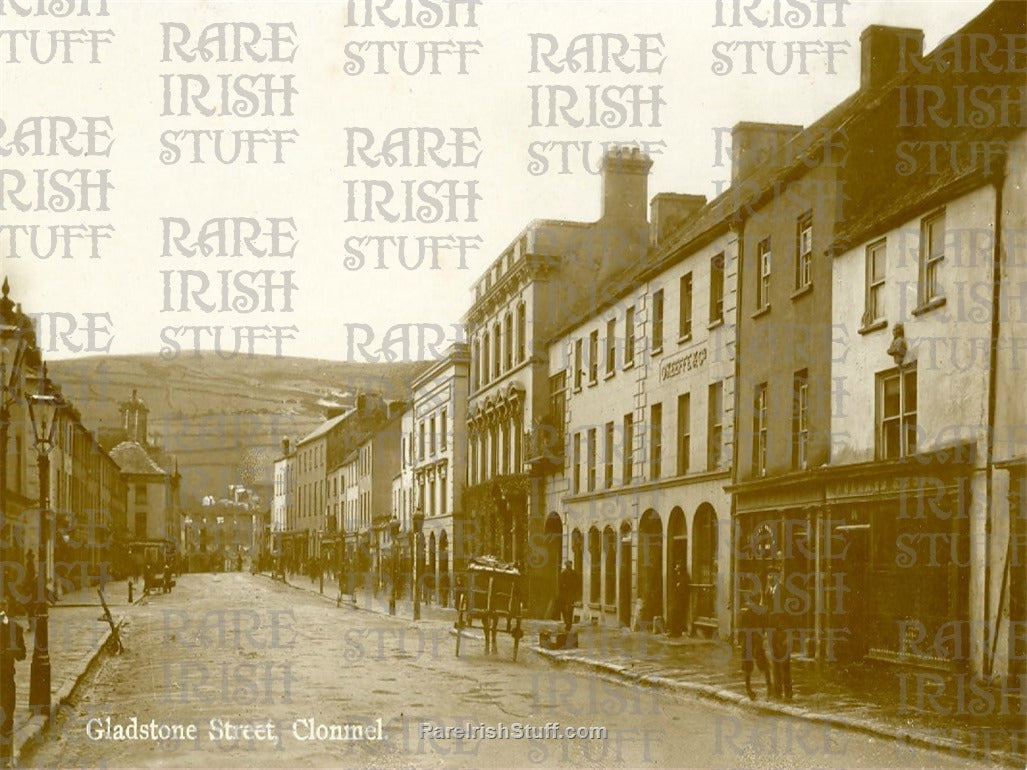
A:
[[730, 122, 803, 184], [860, 25, 923, 91], [281, 438, 290, 455], [649, 193, 707, 247], [601, 146, 653, 223]]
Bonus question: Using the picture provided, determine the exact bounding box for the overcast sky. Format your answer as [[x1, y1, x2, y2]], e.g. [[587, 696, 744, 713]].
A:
[[3, 0, 992, 363]]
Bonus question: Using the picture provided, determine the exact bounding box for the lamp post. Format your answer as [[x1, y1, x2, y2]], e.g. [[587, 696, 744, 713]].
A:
[[412, 508, 424, 621], [26, 367, 60, 718], [337, 516, 347, 606], [388, 518, 399, 615]]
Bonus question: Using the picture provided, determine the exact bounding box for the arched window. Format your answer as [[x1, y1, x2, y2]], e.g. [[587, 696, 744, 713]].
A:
[[504, 312, 513, 370], [482, 331, 490, 385], [516, 302, 526, 363], [493, 323, 502, 378], [472, 339, 480, 390]]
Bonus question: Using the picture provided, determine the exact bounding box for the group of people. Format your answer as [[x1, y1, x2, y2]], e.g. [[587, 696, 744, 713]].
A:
[[142, 561, 174, 594], [554, 557, 794, 702], [738, 565, 793, 701]]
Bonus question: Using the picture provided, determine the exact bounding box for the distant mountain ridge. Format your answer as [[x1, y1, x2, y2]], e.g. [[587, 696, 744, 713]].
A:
[[48, 354, 428, 508]]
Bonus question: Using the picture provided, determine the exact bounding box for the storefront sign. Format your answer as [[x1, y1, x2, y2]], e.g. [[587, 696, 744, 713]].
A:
[[660, 347, 706, 381]]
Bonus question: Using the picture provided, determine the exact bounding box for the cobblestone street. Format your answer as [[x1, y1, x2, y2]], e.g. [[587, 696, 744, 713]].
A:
[[19, 574, 1009, 769]]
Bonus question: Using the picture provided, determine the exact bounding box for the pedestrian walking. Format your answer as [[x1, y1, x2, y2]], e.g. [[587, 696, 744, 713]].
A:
[[0, 602, 26, 767], [738, 597, 770, 700], [764, 563, 793, 701], [556, 560, 578, 632]]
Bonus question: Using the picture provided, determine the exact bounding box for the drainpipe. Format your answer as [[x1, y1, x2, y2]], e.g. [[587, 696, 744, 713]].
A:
[[728, 224, 744, 641], [983, 171, 1005, 678]]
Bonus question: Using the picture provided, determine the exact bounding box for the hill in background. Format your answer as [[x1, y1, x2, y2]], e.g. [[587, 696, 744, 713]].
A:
[[48, 354, 428, 509]]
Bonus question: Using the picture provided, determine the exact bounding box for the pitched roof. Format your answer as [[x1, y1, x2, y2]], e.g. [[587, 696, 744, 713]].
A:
[[830, 0, 1026, 251], [110, 441, 171, 476], [296, 408, 354, 445], [548, 0, 1026, 342]]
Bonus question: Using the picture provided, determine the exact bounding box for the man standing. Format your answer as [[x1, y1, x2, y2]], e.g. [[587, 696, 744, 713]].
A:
[[764, 562, 793, 701], [738, 593, 770, 700], [669, 562, 690, 637], [0, 602, 26, 767], [556, 560, 578, 632]]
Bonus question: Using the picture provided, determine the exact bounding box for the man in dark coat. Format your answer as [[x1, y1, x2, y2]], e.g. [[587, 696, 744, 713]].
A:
[[0, 602, 26, 766], [669, 562, 690, 637], [764, 565, 793, 701], [556, 560, 578, 632], [738, 596, 770, 700]]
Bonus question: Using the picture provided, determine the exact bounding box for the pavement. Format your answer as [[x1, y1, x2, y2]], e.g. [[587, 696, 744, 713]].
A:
[[274, 570, 1027, 768], [7, 579, 136, 766], [8, 570, 1023, 768]]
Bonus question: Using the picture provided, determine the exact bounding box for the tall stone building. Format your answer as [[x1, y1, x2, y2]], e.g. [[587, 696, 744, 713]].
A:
[[465, 146, 653, 615], [108, 391, 181, 564]]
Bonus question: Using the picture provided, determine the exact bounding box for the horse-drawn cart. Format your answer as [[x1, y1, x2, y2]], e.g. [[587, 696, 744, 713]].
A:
[[454, 556, 524, 661]]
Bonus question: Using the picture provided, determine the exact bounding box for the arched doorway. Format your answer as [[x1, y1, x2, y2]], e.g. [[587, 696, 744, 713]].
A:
[[588, 527, 601, 606], [603, 526, 616, 607], [667, 507, 688, 635], [638, 510, 663, 623], [618, 521, 632, 626], [543, 513, 563, 619], [571, 528, 584, 602], [692, 504, 718, 635], [438, 530, 450, 608], [428, 532, 437, 605]]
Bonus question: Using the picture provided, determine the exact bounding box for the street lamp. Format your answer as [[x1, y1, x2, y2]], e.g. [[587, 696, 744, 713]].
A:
[[412, 508, 424, 621], [337, 515, 348, 606], [388, 518, 400, 615], [26, 365, 60, 717]]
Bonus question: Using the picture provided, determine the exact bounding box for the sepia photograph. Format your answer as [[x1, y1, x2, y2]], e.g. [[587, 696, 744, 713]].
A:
[[0, 0, 1024, 767]]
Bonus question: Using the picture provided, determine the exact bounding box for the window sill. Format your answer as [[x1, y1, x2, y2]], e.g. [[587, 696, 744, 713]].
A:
[[588, 377, 598, 388], [623, 360, 635, 371], [858, 319, 888, 335], [651, 346, 664, 357], [708, 318, 724, 330], [751, 304, 771, 319], [573, 386, 582, 394], [912, 296, 946, 317], [677, 333, 692, 346], [791, 284, 813, 301], [604, 370, 615, 381]]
